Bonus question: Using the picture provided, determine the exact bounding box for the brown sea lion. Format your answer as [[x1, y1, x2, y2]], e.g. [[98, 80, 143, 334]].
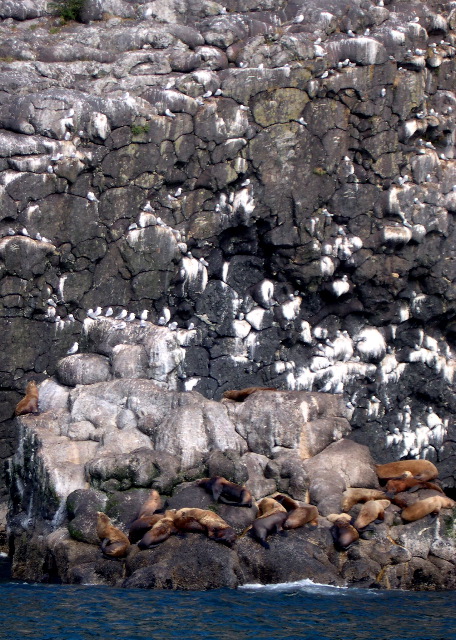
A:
[[198, 477, 253, 507], [128, 490, 164, 542], [222, 387, 277, 402], [129, 513, 164, 544], [272, 494, 319, 528], [250, 511, 288, 549], [15, 381, 39, 416], [272, 493, 300, 511], [376, 460, 438, 482], [342, 488, 386, 511], [257, 497, 287, 517], [138, 513, 178, 549], [96, 512, 130, 558], [401, 496, 455, 522], [354, 499, 391, 530], [385, 477, 443, 497], [284, 505, 319, 529], [326, 513, 352, 524], [138, 489, 162, 517], [173, 508, 237, 546], [331, 517, 359, 551]]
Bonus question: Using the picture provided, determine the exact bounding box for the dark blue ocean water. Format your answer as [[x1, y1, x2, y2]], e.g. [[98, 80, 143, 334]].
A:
[[0, 577, 455, 640]]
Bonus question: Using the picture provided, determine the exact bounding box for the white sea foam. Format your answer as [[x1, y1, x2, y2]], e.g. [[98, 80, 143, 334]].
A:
[[239, 578, 349, 594]]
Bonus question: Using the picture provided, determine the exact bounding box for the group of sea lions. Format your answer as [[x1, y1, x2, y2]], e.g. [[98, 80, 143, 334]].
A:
[[328, 459, 455, 551], [14, 384, 455, 558], [95, 477, 321, 558], [96, 459, 455, 559]]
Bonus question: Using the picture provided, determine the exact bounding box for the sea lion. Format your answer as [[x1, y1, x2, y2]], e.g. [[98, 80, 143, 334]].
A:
[[272, 493, 319, 528], [354, 499, 391, 530], [128, 490, 164, 542], [342, 488, 386, 511], [385, 477, 443, 497], [129, 513, 164, 543], [284, 505, 319, 529], [257, 497, 287, 517], [376, 460, 438, 482], [198, 477, 253, 507], [96, 512, 130, 558], [401, 495, 455, 522], [326, 513, 351, 524], [250, 511, 288, 549], [138, 489, 162, 517], [330, 517, 359, 551], [138, 512, 178, 549], [15, 381, 39, 416], [272, 493, 300, 511], [173, 508, 237, 546], [222, 387, 277, 402]]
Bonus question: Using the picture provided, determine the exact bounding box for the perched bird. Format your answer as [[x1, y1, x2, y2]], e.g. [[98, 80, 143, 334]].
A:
[[165, 108, 176, 118], [86, 192, 98, 202], [115, 321, 127, 330], [105, 307, 113, 317], [140, 310, 148, 327], [115, 309, 128, 320], [125, 313, 136, 322], [67, 342, 79, 355]]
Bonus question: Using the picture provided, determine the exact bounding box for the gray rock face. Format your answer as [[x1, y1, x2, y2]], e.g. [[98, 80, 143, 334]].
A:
[[303, 439, 379, 515], [56, 354, 111, 386]]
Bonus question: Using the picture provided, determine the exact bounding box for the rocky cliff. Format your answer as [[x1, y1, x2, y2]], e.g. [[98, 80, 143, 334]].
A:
[[1, 0, 456, 583]]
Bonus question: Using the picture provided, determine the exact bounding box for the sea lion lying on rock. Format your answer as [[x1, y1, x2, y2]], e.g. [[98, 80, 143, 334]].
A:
[[342, 488, 386, 511], [198, 477, 253, 507], [353, 499, 391, 530], [385, 477, 443, 497], [128, 490, 164, 543], [273, 493, 319, 529], [257, 497, 287, 517], [401, 496, 455, 522], [96, 512, 130, 558], [250, 511, 288, 549], [15, 381, 39, 416], [129, 513, 164, 544], [222, 387, 277, 402], [173, 508, 237, 546], [376, 460, 438, 482], [138, 512, 178, 549]]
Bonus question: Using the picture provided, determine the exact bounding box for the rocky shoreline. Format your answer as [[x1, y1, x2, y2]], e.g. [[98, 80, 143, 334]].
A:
[[7, 372, 456, 591]]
